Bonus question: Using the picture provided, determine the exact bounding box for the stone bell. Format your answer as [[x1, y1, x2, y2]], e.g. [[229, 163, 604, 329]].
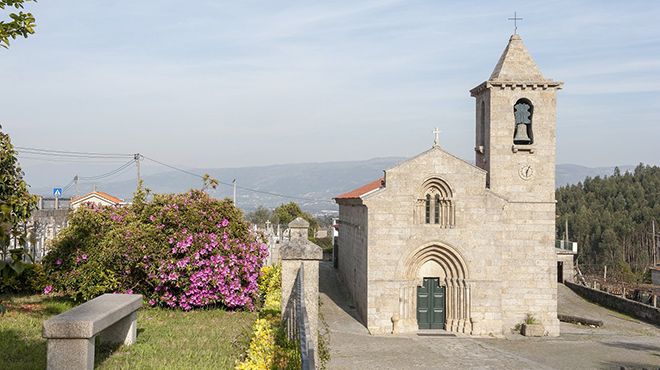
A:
[[513, 123, 531, 144]]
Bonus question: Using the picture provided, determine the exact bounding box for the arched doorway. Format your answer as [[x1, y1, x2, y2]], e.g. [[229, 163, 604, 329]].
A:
[[399, 243, 471, 334]]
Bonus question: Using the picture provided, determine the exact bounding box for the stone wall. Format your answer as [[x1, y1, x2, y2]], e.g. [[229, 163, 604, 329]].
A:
[[565, 281, 660, 325], [336, 202, 368, 326], [499, 202, 559, 336], [280, 218, 323, 367], [557, 253, 575, 283]]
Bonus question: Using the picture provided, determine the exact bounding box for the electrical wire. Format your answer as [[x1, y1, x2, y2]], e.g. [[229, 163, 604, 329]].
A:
[[61, 179, 75, 193], [141, 155, 334, 203], [19, 146, 335, 204], [78, 160, 135, 181], [141, 155, 205, 180], [78, 162, 135, 184], [17, 149, 131, 159], [17, 155, 130, 164], [57, 160, 135, 194], [16, 146, 133, 158]]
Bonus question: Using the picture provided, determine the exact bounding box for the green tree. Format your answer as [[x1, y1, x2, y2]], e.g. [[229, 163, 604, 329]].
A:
[[0, 124, 38, 260], [0, 0, 36, 48], [271, 202, 318, 237], [556, 164, 659, 282], [246, 206, 272, 226]]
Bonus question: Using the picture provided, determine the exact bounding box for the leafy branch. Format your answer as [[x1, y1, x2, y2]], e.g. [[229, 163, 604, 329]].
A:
[[0, 0, 36, 48]]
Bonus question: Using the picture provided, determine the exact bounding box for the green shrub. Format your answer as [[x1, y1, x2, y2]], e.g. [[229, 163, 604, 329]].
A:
[[524, 313, 537, 325], [311, 237, 333, 252], [44, 190, 266, 307], [0, 263, 47, 294], [259, 264, 281, 312], [236, 318, 276, 370]]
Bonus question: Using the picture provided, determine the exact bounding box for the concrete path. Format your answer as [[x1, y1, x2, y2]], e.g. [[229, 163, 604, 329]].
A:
[[319, 262, 660, 369]]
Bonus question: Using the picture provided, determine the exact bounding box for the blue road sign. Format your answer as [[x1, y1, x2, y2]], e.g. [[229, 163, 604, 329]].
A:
[[53, 188, 63, 197]]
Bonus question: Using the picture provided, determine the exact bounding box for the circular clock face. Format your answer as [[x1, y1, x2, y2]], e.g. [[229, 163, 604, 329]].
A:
[[519, 165, 534, 180]]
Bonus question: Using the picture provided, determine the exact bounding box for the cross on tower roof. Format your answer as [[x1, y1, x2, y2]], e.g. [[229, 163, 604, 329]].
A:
[[433, 127, 441, 147], [508, 12, 523, 34]]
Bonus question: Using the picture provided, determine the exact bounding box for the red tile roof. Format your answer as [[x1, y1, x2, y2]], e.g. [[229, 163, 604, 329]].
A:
[[335, 178, 384, 200], [95, 191, 123, 204], [72, 191, 124, 205]]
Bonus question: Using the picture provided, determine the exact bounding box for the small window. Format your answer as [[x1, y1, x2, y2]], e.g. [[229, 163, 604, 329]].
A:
[[513, 99, 533, 145], [478, 101, 486, 148], [418, 178, 455, 228]]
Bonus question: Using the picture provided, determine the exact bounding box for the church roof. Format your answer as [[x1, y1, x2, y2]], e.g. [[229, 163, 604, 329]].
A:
[[386, 146, 487, 176], [335, 178, 384, 200], [489, 34, 545, 81]]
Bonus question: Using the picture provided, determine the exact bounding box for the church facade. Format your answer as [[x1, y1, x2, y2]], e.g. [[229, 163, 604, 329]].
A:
[[335, 34, 563, 336]]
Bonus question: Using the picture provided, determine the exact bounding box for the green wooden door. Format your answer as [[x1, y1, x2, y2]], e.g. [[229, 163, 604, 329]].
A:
[[417, 278, 445, 329]]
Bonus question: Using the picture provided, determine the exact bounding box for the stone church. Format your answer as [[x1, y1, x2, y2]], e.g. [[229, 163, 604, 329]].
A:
[[335, 34, 563, 336]]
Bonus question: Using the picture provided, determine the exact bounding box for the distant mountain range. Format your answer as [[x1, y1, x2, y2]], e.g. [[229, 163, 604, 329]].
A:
[[25, 158, 634, 214]]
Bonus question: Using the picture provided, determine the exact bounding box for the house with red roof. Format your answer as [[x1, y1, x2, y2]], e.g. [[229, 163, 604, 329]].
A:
[[71, 191, 125, 209]]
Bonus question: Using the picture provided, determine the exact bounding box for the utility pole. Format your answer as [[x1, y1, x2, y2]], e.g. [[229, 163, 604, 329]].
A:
[[565, 219, 569, 242], [134, 153, 141, 188], [232, 179, 237, 205]]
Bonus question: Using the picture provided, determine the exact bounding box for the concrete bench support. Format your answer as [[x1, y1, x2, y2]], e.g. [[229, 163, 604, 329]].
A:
[[99, 311, 138, 346], [46, 338, 95, 370], [43, 294, 142, 370]]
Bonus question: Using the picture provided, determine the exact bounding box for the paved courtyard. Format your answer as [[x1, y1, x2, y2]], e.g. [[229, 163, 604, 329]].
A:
[[319, 262, 660, 369]]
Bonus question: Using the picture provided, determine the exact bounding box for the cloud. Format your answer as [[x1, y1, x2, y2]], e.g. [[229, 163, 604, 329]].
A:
[[1, 0, 659, 170]]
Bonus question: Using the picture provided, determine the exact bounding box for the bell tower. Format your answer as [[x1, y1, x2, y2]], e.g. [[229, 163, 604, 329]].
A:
[[470, 34, 562, 202]]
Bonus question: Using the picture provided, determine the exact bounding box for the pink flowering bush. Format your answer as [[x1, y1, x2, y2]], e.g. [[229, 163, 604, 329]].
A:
[[150, 228, 267, 310], [44, 189, 267, 310]]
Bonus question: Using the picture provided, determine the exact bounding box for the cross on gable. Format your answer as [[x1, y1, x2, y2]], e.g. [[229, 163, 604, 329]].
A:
[[508, 12, 523, 34]]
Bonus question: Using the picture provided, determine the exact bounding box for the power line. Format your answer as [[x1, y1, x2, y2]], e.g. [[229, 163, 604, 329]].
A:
[[81, 163, 135, 183], [141, 155, 204, 180], [61, 178, 75, 193], [16, 146, 133, 158], [141, 155, 334, 203], [78, 160, 135, 181], [17, 155, 130, 164], [58, 160, 135, 195], [19, 145, 335, 204], [18, 149, 131, 159]]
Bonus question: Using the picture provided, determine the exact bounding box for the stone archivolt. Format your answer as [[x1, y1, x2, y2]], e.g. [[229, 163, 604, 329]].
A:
[[416, 177, 455, 227], [399, 243, 472, 334]]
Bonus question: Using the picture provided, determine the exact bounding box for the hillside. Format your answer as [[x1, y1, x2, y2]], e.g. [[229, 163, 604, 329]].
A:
[[556, 164, 660, 281], [25, 158, 638, 213]]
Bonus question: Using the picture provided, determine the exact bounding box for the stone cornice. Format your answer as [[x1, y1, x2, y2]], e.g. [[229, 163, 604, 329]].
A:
[[470, 80, 563, 96]]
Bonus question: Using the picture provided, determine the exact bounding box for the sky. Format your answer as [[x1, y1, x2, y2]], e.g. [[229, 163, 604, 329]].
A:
[[2, 0, 659, 172]]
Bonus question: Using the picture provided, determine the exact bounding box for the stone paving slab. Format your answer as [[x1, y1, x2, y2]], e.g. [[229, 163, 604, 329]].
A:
[[320, 262, 660, 370]]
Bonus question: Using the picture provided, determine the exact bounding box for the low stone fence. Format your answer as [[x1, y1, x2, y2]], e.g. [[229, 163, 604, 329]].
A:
[[283, 263, 315, 369], [565, 281, 660, 326], [281, 217, 323, 369]]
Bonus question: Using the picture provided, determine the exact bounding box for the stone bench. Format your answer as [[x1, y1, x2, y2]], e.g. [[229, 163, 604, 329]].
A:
[[43, 294, 142, 370]]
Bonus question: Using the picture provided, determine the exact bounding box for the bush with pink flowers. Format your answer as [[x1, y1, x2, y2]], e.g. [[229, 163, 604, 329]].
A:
[[43, 189, 268, 310]]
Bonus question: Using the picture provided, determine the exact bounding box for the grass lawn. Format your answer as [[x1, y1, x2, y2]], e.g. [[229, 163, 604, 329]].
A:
[[0, 294, 256, 370]]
